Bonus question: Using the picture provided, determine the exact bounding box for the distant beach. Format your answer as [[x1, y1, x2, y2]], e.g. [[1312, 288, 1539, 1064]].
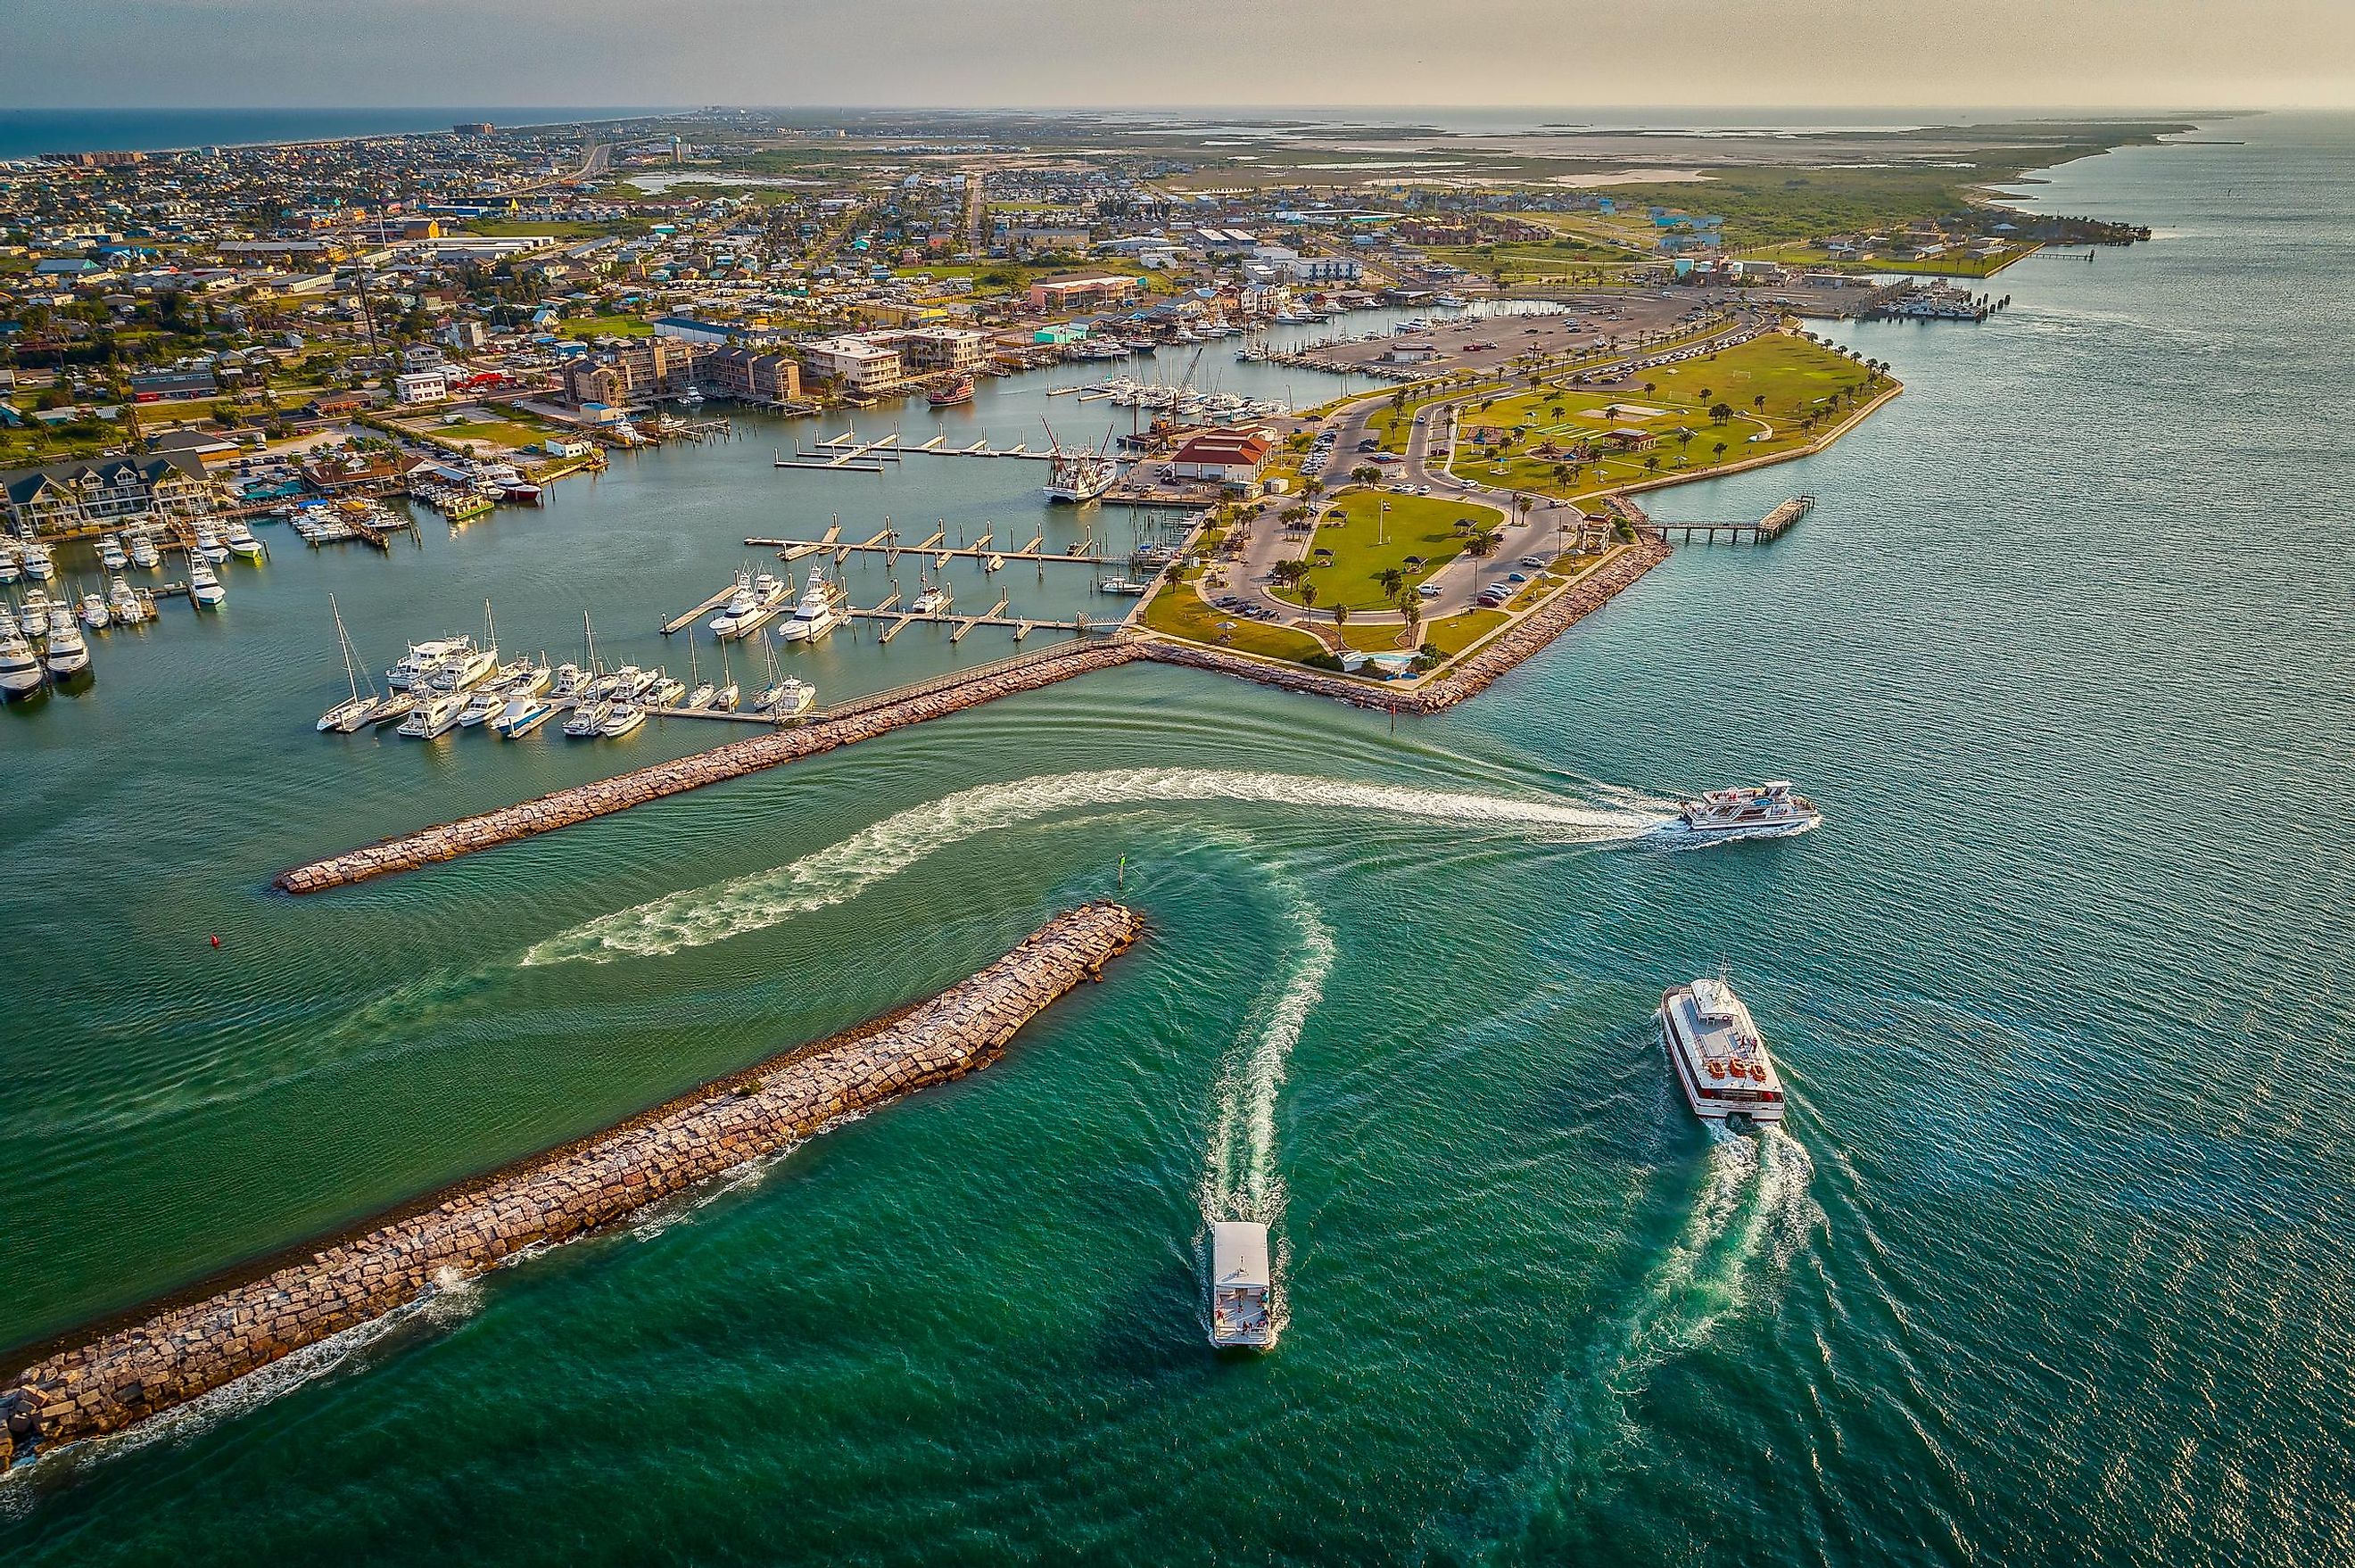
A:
[[0, 107, 658, 161]]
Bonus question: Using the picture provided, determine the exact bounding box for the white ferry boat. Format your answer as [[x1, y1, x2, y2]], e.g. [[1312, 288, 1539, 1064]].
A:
[[1209, 1222, 1274, 1349], [1678, 780, 1820, 838], [1658, 975, 1787, 1125], [775, 575, 845, 644]]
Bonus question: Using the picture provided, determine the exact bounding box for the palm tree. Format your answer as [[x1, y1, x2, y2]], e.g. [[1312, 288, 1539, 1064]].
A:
[[1398, 590, 1424, 648], [1331, 602, 1350, 648], [1752, 393, 1766, 411], [1376, 566, 1407, 600], [1299, 580, 1318, 620], [1516, 492, 1534, 527], [1712, 440, 1729, 460], [1643, 454, 1660, 475]]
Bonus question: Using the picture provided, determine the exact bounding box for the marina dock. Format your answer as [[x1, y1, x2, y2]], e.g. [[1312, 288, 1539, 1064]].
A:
[[1615, 492, 1814, 544], [0, 904, 1143, 1465]]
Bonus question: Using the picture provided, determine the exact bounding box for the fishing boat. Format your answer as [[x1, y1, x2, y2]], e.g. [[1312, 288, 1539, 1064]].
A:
[[192, 524, 227, 564], [649, 674, 686, 706], [0, 543, 19, 584], [504, 656, 553, 699], [1658, 974, 1787, 1125], [224, 522, 266, 561], [911, 579, 952, 616], [1096, 576, 1148, 596], [458, 685, 508, 726], [599, 700, 647, 738], [493, 694, 558, 738], [127, 531, 161, 569], [317, 594, 384, 733], [761, 673, 815, 717], [775, 574, 844, 644], [97, 534, 128, 571], [0, 625, 44, 696], [43, 609, 90, 676], [187, 557, 227, 607], [550, 661, 587, 701], [397, 686, 468, 739], [78, 591, 111, 629], [928, 375, 975, 408], [388, 636, 467, 690], [21, 540, 56, 580], [1041, 424, 1120, 504], [1209, 1222, 1274, 1349], [609, 664, 656, 699], [1678, 780, 1820, 838], [107, 576, 145, 625], [430, 602, 501, 691], [19, 589, 56, 630]]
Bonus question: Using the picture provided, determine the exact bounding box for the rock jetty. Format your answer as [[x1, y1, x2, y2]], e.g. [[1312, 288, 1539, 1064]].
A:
[[0, 903, 1143, 1465], [277, 638, 1146, 893]]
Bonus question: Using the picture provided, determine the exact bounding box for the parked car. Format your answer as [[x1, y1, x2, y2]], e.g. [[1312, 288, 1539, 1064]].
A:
[[1506, 572, 1528, 583], [1417, 583, 1442, 598]]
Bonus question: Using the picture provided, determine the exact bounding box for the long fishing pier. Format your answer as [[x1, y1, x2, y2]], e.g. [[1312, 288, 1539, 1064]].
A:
[[0, 904, 1143, 1465], [1607, 491, 1814, 544]]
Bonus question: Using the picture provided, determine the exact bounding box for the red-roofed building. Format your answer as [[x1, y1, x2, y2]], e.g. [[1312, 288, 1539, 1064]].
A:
[[1168, 429, 1273, 485]]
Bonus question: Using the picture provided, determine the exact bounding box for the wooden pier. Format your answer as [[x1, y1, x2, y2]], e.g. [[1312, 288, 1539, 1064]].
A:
[[1634, 493, 1814, 544], [661, 580, 745, 636], [745, 535, 1118, 568]]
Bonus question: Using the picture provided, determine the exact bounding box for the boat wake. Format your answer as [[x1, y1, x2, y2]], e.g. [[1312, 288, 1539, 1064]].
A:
[[0, 1270, 483, 1511], [1444, 1122, 1821, 1560], [1195, 880, 1334, 1350], [1650, 815, 1822, 851], [523, 767, 1665, 966]]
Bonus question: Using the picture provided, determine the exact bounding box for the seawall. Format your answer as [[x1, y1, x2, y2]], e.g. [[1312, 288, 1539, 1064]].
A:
[[0, 903, 1144, 1464], [277, 637, 1145, 893]]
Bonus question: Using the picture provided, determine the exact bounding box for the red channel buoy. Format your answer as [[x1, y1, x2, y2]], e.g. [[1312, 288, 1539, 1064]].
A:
[[210, 935, 221, 948]]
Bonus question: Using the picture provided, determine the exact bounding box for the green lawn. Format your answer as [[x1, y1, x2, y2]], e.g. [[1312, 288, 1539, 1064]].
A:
[[558, 314, 653, 340], [1450, 332, 1888, 500], [1271, 488, 1506, 612], [1746, 241, 2036, 277], [462, 219, 637, 239], [1140, 572, 1328, 663], [1419, 608, 1508, 656], [423, 419, 546, 450]]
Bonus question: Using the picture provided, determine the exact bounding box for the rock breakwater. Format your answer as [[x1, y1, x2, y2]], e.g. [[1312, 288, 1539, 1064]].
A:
[[0, 903, 1144, 1465]]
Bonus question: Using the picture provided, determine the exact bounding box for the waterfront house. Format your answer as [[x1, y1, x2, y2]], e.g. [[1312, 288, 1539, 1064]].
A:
[[2, 451, 219, 538]]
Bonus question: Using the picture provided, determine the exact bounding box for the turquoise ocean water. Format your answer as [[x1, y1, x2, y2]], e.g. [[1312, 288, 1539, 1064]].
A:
[[5, 112, 2353, 1564]]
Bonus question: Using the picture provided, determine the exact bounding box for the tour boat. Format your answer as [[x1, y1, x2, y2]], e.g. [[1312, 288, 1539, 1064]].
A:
[[1658, 974, 1787, 1125], [97, 534, 128, 571], [0, 628, 44, 696], [775, 575, 844, 644], [224, 523, 266, 561], [1210, 1222, 1274, 1349], [761, 675, 815, 717], [187, 557, 227, 607], [79, 591, 111, 629], [928, 375, 975, 408], [1678, 780, 1821, 838], [43, 610, 91, 676], [127, 532, 161, 569], [564, 700, 611, 739], [599, 701, 647, 738], [21, 540, 56, 580], [396, 687, 468, 739]]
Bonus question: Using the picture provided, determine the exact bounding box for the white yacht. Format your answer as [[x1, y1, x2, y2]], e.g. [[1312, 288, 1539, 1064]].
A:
[[192, 524, 227, 563], [549, 662, 587, 701], [0, 543, 19, 584], [224, 522, 266, 561], [396, 687, 468, 739], [21, 540, 56, 581], [318, 596, 384, 733], [108, 576, 144, 624], [564, 699, 611, 739], [127, 531, 161, 569], [78, 591, 111, 629], [187, 557, 227, 608], [458, 686, 508, 726], [775, 574, 844, 644], [1678, 780, 1820, 838], [711, 571, 789, 640], [430, 642, 499, 692], [599, 701, 647, 738], [388, 637, 467, 690], [0, 627, 43, 696], [97, 534, 128, 571], [1659, 975, 1787, 1125], [610, 664, 657, 699], [1209, 1222, 1274, 1349], [649, 674, 686, 706], [43, 610, 90, 675], [493, 693, 559, 738], [760, 674, 815, 717], [911, 581, 952, 616]]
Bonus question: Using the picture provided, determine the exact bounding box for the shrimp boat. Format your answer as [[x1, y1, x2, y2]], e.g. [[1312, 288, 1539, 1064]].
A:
[[1658, 974, 1787, 1125], [317, 594, 384, 731], [1209, 1222, 1274, 1349], [1678, 780, 1820, 838], [1040, 420, 1120, 504]]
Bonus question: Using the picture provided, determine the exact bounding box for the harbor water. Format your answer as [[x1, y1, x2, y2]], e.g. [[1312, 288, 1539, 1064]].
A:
[[5, 113, 2353, 1564]]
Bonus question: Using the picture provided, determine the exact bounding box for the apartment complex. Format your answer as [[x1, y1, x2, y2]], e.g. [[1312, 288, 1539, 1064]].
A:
[[2, 452, 219, 538]]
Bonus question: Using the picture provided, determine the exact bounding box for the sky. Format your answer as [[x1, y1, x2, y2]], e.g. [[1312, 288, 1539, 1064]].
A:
[[3, 0, 2350, 111]]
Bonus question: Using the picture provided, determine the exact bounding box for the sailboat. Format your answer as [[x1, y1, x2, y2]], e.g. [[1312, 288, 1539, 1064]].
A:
[[317, 593, 384, 732], [711, 642, 740, 712], [684, 639, 715, 710]]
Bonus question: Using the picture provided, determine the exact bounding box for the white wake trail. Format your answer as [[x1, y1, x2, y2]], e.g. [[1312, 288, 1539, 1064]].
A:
[[524, 767, 1665, 966]]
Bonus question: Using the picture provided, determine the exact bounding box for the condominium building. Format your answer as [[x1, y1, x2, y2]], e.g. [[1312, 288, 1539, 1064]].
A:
[[2, 452, 219, 538]]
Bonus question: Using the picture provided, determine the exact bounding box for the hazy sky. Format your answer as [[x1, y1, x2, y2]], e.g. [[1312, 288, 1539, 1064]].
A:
[[4, 0, 2349, 111]]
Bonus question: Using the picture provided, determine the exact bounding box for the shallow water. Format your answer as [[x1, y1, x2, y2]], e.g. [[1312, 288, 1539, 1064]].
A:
[[6, 111, 2353, 1565]]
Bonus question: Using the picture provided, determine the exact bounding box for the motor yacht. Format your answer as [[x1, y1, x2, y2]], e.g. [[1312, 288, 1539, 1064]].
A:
[[1658, 974, 1787, 1125], [649, 675, 686, 706], [549, 662, 587, 700], [21, 540, 55, 580], [761, 675, 815, 717], [493, 694, 558, 737], [187, 557, 227, 608], [97, 534, 128, 571], [911, 582, 952, 615], [0, 544, 19, 584], [43, 609, 90, 675], [224, 523, 266, 561], [388, 637, 467, 690], [458, 685, 508, 726], [599, 701, 647, 738], [396, 686, 468, 739], [79, 591, 111, 629], [127, 532, 161, 569], [1678, 780, 1820, 838], [775, 575, 844, 644], [430, 642, 499, 692], [192, 524, 228, 563], [108, 576, 144, 624], [563, 699, 611, 738], [0, 627, 43, 696]]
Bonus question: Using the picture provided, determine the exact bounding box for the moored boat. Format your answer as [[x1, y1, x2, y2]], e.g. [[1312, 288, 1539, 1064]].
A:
[[187, 558, 227, 607], [43, 610, 90, 675], [0, 627, 44, 695], [1658, 974, 1787, 1125], [395, 687, 468, 739]]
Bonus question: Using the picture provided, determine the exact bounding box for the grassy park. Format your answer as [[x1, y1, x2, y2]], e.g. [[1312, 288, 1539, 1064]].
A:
[[1268, 489, 1507, 612], [1140, 568, 1328, 662], [1448, 331, 1890, 500]]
